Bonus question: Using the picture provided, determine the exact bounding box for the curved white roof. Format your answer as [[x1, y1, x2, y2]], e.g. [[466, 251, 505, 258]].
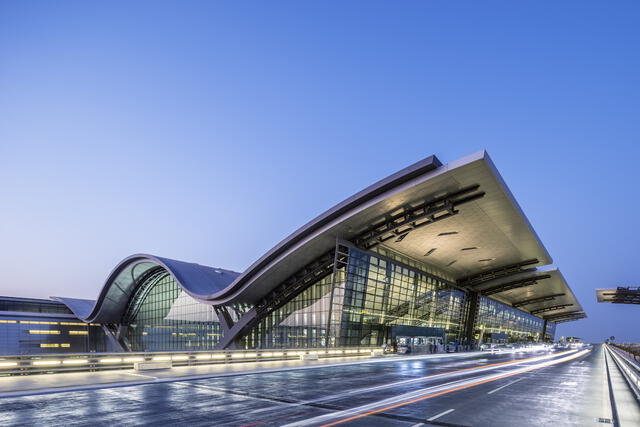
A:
[[54, 151, 584, 323]]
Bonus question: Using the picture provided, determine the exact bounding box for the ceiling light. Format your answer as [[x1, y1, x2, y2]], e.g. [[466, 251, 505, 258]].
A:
[[424, 248, 437, 256]]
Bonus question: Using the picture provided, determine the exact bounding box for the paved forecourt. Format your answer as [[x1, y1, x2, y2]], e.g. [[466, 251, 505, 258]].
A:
[[0, 346, 613, 427], [0, 351, 483, 398]]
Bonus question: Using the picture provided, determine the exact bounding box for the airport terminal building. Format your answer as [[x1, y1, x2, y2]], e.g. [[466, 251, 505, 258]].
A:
[[0, 151, 585, 355]]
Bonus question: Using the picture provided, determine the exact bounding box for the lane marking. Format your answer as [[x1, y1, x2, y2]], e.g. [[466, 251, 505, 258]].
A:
[[247, 354, 526, 416], [281, 349, 590, 427], [247, 350, 577, 424], [410, 423, 424, 427], [487, 377, 524, 394], [247, 350, 576, 418], [427, 408, 455, 421]]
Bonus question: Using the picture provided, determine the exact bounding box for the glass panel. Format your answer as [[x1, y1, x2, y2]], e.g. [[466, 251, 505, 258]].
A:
[[123, 273, 223, 351], [244, 246, 466, 349], [476, 296, 546, 343]]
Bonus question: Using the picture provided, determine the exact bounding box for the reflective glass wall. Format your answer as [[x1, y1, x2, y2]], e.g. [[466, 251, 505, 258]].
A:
[[545, 321, 556, 341], [116, 249, 552, 352], [476, 296, 546, 342], [244, 246, 466, 349], [328, 247, 465, 346], [123, 273, 223, 351], [243, 276, 333, 349]]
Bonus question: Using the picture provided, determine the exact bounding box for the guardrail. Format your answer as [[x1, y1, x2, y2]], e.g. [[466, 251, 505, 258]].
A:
[[606, 344, 640, 401], [610, 343, 640, 366], [0, 347, 381, 376]]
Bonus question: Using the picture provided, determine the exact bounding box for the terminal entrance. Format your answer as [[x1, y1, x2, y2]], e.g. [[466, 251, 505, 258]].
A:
[[388, 325, 447, 354], [396, 335, 444, 354]]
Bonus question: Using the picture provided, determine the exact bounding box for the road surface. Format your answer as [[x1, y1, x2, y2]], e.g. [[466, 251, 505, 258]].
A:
[[0, 345, 621, 426]]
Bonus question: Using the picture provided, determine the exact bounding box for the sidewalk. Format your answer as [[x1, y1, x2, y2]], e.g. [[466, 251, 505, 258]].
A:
[[0, 351, 483, 398]]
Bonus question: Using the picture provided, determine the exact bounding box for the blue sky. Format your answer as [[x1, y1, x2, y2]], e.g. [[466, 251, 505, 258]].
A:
[[1, 1, 638, 342]]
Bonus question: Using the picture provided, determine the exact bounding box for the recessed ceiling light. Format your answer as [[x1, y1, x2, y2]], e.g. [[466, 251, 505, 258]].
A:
[[460, 247, 478, 251], [447, 260, 457, 266], [438, 232, 458, 236], [395, 233, 409, 242], [478, 258, 495, 262], [424, 248, 437, 256]]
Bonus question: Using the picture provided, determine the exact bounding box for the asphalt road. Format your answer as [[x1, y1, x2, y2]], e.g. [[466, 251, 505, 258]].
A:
[[0, 345, 614, 427]]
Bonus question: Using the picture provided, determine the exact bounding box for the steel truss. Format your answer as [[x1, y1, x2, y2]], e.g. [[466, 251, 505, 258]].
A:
[[121, 266, 169, 323], [353, 185, 485, 250], [529, 303, 574, 315], [512, 293, 566, 308], [601, 286, 640, 304], [215, 249, 339, 349], [552, 314, 587, 323], [215, 185, 483, 349], [457, 258, 539, 288], [105, 265, 169, 352], [544, 310, 586, 323], [481, 274, 551, 296]]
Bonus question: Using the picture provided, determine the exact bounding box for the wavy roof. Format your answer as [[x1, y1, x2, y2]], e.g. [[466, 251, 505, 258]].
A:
[[53, 254, 240, 323], [54, 151, 584, 322]]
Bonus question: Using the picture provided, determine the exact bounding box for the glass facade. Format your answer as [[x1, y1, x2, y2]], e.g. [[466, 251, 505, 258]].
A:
[[123, 273, 224, 351], [328, 248, 465, 347], [243, 275, 334, 349], [1, 250, 555, 355], [243, 246, 466, 349], [475, 296, 545, 343], [545, 321, 557, 341], [114, 246, 553, 352]]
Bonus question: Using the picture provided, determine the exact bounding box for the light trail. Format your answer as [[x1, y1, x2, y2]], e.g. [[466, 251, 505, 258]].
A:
[[281, 349, 590, 427], [245, 350, 575, 423]]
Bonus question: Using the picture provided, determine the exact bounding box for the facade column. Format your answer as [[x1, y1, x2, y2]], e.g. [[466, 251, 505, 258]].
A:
[[462, 291, 479, 349]]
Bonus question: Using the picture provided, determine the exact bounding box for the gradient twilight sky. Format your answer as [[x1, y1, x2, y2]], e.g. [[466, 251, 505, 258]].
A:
[[1, 1, 639, 342]]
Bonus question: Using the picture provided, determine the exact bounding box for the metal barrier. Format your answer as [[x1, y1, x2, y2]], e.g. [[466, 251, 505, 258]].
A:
[[0, 347, 379, 376], [606, 344, 640, 400]]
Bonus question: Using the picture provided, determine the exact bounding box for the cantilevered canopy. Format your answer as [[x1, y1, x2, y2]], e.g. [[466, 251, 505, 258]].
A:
[[201, 151, 554, 305], [596, 287, 640, 304], [469, 267, 584, 319], [55, 150, 585, 325]]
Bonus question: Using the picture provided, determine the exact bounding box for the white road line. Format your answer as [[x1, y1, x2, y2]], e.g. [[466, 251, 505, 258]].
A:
[[251, 351, 574, 415], [410, 423, 424, 427], [427, 408, 455, 421], [487, 377, 525, 394], [175, 381, 297, 409], [123, 372, 157, 380], [282, 350, 589, 427]]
